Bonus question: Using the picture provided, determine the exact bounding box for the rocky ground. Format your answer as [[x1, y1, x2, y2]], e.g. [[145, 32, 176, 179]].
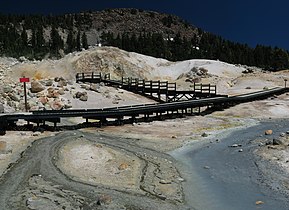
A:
[[1, 46, 289, 209]]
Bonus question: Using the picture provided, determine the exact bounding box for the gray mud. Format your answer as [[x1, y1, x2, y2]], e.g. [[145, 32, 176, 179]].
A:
[[0, 130, 188, 210]]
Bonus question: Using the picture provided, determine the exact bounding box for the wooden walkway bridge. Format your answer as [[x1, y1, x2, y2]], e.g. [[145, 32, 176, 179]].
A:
[[0, 85, 288, 135], [76, 72, 221, 102]]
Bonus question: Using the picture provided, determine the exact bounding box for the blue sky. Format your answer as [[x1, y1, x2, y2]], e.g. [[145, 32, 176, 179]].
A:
[[1, 0, 288, 50]]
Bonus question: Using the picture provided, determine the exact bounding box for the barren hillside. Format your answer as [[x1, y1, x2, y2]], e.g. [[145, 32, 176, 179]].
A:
[[0, 46, 288, 113]]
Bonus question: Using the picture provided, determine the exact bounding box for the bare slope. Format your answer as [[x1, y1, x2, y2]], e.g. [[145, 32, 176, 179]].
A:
[[7, 46, 289, 94]]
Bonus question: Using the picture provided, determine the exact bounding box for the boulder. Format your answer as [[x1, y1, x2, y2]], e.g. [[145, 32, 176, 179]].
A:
[[47, 88, 60, 98], [57, 79, 67, 87], [273, 138, 288, 146], [201, 132, 208, 137], [38, 96, 49, 105], [273, 138, 282, 145], [75, 91, 87, 101], [265, 130, 273, 135], [54, 77, 61, 82], [64, 104, 73, 109], [118, 163, 129, 170], [97, 194, 112, 206], [80, 84, 90, 90], [44, 79, 53, 86], [185, 78, 193, 83], [79, 94, 88, 101], [75, 91, 83, 98], [58, 89, 65, 95], [90, 83, 101, 92], [30, 81, 45, 93], [47, 87, 55, 93], [50, 100, 64, 110]]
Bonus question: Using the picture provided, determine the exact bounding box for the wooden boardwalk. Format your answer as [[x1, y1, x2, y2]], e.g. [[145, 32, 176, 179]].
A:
[[76, 72, 221, 102], [0, 86, 288, 135]]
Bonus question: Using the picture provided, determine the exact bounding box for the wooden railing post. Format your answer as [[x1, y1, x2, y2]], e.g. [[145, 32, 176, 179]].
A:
[[143, 80, 145, 93], [76, 73, 79, 82], [150, 81, 153, 96]]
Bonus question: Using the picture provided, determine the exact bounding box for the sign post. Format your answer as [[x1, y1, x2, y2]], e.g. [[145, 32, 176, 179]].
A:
[[20, 77, 30, 112]]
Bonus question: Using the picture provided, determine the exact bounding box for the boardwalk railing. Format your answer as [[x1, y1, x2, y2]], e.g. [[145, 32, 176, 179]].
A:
[[76, 72, 219, 102]]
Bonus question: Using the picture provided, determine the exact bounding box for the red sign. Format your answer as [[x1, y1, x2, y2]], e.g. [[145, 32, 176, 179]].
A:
[[19, 77, 30, 83]]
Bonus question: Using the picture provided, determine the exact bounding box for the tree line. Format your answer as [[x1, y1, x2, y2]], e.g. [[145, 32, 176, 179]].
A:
[[101, 31, 289, 71], [0, 13, 89, 59], [0, 12, 288, 71]]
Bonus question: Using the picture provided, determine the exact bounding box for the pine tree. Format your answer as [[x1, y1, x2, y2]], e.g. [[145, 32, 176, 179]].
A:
[[76, 30, 81, 51], [66, 29, 76, 52], [50, 26, 64, 56], [36, 26, 45, 50], [81, 32, 88, 50], [20, 27, 28, 47], [272, 47, 289, 70]]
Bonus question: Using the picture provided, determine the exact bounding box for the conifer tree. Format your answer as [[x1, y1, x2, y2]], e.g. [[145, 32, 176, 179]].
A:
[[81, 32, 88, 50], [50, 26, 64, 56], [76, 30, 81, 51], [36, 26, 45, 50], [66, 29, 76, 52], [20, 27, 28, 47]]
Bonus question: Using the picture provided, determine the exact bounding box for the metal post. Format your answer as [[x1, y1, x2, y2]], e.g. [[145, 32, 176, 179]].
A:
[[24, 81, 28, 112]]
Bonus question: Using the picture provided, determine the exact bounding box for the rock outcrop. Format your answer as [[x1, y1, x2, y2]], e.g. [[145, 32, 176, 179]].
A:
[[31, 81, 45, 93]]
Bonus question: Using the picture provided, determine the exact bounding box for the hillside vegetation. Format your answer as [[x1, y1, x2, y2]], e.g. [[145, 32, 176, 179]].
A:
[[0, 8, 288, 70]]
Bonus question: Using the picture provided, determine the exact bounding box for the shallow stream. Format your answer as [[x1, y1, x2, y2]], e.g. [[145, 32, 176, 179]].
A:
[[172, 119, 289, 210]]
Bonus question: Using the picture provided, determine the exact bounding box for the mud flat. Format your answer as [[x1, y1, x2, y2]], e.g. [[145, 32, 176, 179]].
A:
[[171, 119, 289, 210], [0, 130, 189, 210]]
